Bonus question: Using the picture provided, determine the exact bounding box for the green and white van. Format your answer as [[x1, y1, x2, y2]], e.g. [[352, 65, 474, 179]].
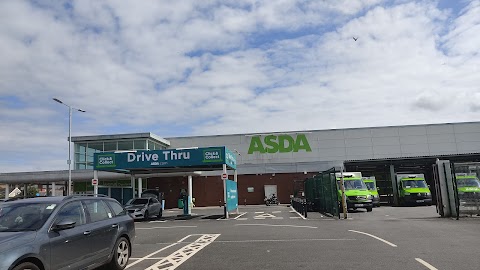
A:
[[336, 172, 373, 212], [362, 177, 380, 207], [397, 174, 432, 206], [455, 173, 480, 198]]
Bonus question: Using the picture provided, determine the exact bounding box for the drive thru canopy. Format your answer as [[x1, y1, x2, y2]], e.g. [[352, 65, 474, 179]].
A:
[[93, 146, 238, 215]]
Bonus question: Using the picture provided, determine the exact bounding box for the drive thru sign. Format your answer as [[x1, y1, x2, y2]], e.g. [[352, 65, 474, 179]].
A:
[[92, 179, 98, 186], [221, 173, 228, 180]]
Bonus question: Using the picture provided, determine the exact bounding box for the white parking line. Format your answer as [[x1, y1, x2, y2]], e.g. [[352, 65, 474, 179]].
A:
[[145, 234, 221, 270], [125, 243, 178, 269], [415, 258, 439, 270], [272, 211, 282, 213], [236, 218, 248, 220], [289, 206, 307, 220], [348, 230, 397, 247], [214, 238, 356, 243], [236, 224, 318, 229], [290, 217, 301, 219], [130, 257, 165, 260], [233, 212, 247, 219], [272, 217, 284, 219], [136, 226, 197, 230], [149, 220, 167, 223]]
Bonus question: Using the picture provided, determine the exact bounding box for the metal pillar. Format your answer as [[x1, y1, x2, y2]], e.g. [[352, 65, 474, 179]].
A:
[[340, 165, 348, 219], [93, 170, 98, 195], [390, 165, 398, 206], [51, 182, 56, 196], [138, 177, 142, 198], [131, 175, 135, 198], [188, 175, 193, 215], [24, 184, 27, 198], [5, 184, 9, 199]]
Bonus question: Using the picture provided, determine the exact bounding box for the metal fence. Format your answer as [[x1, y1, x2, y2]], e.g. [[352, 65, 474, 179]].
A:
[[304, 167, 340, 218]]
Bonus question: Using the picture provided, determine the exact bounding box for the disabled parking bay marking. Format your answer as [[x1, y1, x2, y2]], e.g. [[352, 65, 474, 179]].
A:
[[254, 213, 277, 219], [145, 234, 221, 270]]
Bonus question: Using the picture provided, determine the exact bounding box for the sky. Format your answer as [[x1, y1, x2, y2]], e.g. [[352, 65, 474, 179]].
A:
[[0, 0, 479, 172]]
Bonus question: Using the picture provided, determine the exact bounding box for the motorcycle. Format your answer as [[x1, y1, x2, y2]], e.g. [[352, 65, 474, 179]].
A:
[[265, 194, 279, 206]]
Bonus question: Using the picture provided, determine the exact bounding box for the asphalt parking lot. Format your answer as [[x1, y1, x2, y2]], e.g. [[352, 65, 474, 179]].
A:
[[120, 205, 480, 270]]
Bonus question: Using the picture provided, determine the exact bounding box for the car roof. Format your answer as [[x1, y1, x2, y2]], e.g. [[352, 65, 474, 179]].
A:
[[1, 195, 116, 204]]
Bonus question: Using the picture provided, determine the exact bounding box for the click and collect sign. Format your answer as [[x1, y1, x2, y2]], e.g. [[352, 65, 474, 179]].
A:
[[226, 180, 238, 212], [94, 146, 237, 171]]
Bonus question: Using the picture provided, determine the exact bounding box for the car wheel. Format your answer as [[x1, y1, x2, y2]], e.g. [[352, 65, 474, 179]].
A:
[[366, 207, 373, 212], [157, 209, 163, 219], [13, 262, 41, 270], [143, 211, 149, 221], [108, 237, 130, 270]]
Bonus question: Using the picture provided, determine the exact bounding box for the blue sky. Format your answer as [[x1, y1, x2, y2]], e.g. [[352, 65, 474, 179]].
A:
[[0, 0, 479, 172]]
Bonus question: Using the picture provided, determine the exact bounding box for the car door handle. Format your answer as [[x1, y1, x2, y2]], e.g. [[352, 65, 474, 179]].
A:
[[83, 231, 91, 236], [112, 224, 119, 228]]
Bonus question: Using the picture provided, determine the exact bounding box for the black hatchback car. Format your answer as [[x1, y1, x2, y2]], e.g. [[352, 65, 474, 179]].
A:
[[0, 195, 135, 270]]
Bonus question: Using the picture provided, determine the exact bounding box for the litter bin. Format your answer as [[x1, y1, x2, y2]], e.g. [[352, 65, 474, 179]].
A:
[[178, 199, 184, 209]]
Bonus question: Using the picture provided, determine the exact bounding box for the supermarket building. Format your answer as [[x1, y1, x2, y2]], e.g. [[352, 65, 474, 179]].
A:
[[2, 121, 480, 208]]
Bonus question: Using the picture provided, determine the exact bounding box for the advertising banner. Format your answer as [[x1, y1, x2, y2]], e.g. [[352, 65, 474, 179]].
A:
[[226, 180, 238, 212]]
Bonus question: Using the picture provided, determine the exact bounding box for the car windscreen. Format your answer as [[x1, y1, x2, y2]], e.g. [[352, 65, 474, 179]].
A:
[[457, 178, 480, 188], [0, 202, 57, 232], [338, 180, 367, 190], [364, 182, 376, 190], [128, 198, 148, 205], [402, 180, 427, 188]]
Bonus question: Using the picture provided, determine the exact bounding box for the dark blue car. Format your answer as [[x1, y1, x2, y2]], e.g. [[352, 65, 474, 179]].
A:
[[0, 195, 135, 270]]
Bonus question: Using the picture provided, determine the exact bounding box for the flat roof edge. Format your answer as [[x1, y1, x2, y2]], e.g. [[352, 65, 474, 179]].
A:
[[72, 133, 170, 146]]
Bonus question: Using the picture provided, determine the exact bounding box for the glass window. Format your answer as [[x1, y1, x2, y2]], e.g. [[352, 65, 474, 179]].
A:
[[84, 200, 111, 222], [147, 140, 154, 150], [75, 153, 86, 162], [118, 140, 134, 150], [76, 163, 86, 170], [75, 143, 87, 154], [56, 201, 86, 226], [0, 203, 57, 232], [107, 200, 127, 216], [86, 163, 93, 169], [134, 140, 146, 150], [151, 198, 159, 204], [104, 141, 117, 151], [87, 143, 103, 156]]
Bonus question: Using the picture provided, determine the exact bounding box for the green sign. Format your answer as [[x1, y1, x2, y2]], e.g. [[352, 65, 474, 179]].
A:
[[96, 154, 116, 168], [248, 134, 312, 154], [94, 146, 237, 171]]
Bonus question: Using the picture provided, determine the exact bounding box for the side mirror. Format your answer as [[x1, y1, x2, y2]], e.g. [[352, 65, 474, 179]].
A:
[[53, 219, 76, 231]]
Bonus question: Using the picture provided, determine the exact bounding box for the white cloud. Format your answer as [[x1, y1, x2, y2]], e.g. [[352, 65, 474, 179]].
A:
[[0, 0, 479, 172]]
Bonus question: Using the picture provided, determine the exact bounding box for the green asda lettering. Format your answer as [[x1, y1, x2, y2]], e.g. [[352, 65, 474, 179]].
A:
[[248, 134, 312, 154]]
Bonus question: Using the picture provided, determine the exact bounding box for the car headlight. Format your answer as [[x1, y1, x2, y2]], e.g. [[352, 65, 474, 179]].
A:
[[367, 195, 373, 199], [426, 192, 431, 196]]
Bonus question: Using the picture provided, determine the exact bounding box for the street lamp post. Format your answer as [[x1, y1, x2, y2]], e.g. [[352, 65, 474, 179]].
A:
[[53, 98, 85, 196]]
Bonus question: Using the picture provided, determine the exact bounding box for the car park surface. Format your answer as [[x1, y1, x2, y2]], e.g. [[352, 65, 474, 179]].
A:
[[123, 204, 480, 270]]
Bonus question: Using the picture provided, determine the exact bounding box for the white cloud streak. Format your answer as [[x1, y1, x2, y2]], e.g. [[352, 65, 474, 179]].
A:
[[0, 0, 479, 171]]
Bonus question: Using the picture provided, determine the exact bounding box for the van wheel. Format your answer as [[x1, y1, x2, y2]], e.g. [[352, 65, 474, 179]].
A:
[[108, 237, 130, 270], [13, 262, 41, 270], [143, 211, 149, 221], [366, 207, 373, 212]]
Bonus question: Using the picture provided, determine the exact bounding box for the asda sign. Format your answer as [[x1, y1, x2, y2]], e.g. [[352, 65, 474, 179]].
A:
[[248, 134, 312, 154]]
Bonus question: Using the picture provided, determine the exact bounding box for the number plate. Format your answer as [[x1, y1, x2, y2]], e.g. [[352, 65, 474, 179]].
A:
[[354, 204, 364, 207], [416, 200, 424, 203]]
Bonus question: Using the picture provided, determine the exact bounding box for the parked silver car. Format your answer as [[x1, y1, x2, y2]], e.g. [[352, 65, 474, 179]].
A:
[[0, 195, 135, 270], [125, 197, 162, 221]]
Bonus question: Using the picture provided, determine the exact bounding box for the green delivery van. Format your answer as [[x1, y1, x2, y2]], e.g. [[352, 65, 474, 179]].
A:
[[336, 172, 373, 212], [455, 173, 480, 199], [397, 174, 432, 206], [362, 177, 380, 207]]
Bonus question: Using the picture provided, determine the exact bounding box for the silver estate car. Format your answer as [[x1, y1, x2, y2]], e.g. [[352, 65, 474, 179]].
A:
[[124, 197, 162, 221], [0, 195, 135, 270]]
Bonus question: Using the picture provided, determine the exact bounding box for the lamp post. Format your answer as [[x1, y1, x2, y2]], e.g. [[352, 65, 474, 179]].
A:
[[53, 98, 85, 196]]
